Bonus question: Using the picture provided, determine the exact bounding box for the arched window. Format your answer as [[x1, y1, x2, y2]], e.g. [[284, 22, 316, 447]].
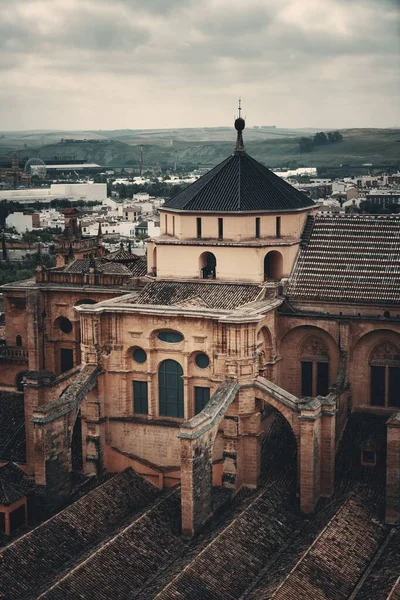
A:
[[300, 336, 329, 397], [16, 335, 22, 347], [264, 251, 283, 280], [158, 359, 184, 418], [199, 252, 216, 279], [370, 341, 400, 408]]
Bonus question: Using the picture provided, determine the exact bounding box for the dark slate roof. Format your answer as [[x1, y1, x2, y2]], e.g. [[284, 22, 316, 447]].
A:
[[163, 152, 314, 213], [287, 214, 400, 304], [0, 392, 26, 463], [0, 462, 33, 505], [135, 280, 262, 310]]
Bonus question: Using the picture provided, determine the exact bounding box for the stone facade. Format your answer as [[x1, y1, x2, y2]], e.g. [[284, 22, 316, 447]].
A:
[[1, 141, 399, 536]]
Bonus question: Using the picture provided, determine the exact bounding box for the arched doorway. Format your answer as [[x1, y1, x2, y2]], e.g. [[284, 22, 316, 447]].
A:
[[158, 359, 184, 418], [71, 412, 83, 473], [199, 252, 216, 279], [264, 251, 283, 280]]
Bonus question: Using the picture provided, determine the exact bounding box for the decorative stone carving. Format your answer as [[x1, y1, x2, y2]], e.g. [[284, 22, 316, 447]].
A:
[[370, 341, 400, 362], [301, 335, 328, 359]]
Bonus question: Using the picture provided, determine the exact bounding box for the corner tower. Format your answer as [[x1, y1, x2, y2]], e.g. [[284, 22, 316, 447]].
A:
[[148, 109, 314, 284]]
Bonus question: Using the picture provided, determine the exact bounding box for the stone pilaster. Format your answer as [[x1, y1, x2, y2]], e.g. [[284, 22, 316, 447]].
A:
[[299, 399, 321, 513]]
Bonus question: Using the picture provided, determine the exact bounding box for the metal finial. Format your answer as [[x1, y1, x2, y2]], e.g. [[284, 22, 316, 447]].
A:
[[234, 99, 246, 153]]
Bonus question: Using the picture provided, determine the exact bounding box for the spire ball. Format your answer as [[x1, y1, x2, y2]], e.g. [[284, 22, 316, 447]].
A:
[[234, 117, 245, 133]]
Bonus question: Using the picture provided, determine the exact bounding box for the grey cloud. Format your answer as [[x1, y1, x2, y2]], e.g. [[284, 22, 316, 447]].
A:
[[0, 0, 398, 129]]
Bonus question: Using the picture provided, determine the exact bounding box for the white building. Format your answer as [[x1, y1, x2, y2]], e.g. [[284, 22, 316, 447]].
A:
[[0, 182, 107, 205], [5, 212, 34, 233]]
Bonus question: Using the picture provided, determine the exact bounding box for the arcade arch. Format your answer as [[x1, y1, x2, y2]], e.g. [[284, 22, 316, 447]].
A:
[[369, 341, 400, 408], [351, 329, 400, 410], [199, 252, 216, 279], [264, 251, 283, 280], [279, 326, 339, 398]]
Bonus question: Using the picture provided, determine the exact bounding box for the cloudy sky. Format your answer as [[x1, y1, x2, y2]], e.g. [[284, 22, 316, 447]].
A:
[[1, 0, 399, 130]]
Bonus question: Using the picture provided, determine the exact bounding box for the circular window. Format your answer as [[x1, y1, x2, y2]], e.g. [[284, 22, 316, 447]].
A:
[[133, 348, 147, 364], [157, 331, 184, 343], [59, 318, 72, 334], [195, 353, 210, 369]]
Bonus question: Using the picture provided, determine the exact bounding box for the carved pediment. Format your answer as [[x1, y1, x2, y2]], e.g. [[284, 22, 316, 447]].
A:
[[301, 335, 328, 358], [173, 295, 211, 309]]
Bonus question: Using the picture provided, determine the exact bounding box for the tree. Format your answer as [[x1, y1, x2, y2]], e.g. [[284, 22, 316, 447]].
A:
[[314, 132, 328, 146], [299, 137, 314, 153]]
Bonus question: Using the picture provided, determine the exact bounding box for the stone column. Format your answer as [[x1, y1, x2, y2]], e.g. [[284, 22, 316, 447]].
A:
[[179, 434, 213, 538], [386, 412, 400, 524], [23, 372, 56, 474], [299, 400, 321, 513]]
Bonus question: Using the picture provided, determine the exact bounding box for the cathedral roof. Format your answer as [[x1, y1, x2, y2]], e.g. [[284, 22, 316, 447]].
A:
[[287, 214, 400, 305], [163, 152, 314, 214]]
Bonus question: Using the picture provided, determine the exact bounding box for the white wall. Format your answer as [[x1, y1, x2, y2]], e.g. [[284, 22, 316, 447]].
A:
[[50, 183, 107, 201], [6, 212, 33, 233]]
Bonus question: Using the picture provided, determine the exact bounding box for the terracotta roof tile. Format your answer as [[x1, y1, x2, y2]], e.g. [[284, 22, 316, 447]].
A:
[[270, 495, 387, 600], [288, 214, 400, 304], [0, 462, 33, 505], [0, 469, 158, 599], [136, 280, 262, 310]]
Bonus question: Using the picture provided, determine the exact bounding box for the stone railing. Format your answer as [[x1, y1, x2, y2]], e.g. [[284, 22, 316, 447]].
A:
[[0, 346, 29, 361]]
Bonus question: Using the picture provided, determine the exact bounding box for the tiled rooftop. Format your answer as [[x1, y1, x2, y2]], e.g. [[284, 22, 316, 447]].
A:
[[39, 490, 184, 600], [0, 468, 158, 600], [0, 462, 33, 505], [0, 392, 26, 463], [127, 257, 148, 277], [135, 280, 262, 310], [287, 214, 400, 304], [270, 495, 387, 600], [163, 152, 314, 213], [354, 527, 400, 600], [63, 257, 132, 275]]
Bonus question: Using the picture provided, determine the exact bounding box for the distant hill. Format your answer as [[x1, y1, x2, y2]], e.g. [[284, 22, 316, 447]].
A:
[[0, 127, 399, 169]]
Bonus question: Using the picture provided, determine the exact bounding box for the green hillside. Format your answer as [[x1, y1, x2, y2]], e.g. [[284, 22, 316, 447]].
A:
[[0, 127, 399, 169]]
